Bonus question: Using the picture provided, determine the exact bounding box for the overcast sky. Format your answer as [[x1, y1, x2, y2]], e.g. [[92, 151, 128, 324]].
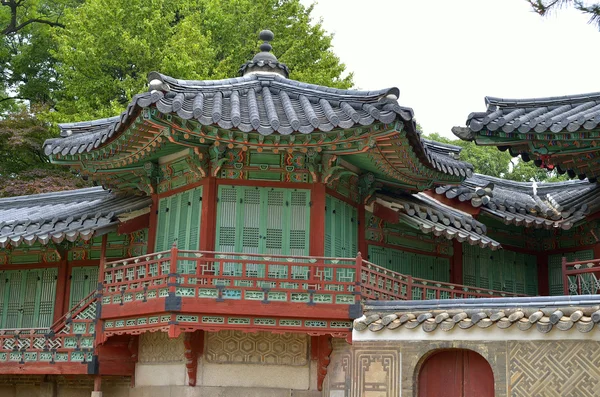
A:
[[302, 0, 600, 138]]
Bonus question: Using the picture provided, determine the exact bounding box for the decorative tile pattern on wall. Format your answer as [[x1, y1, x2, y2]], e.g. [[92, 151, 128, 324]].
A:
[[509, 340, 600, 397], [205, 330, 308, 366], [324, 339, 401, 397], [138, 332, 184, 364]]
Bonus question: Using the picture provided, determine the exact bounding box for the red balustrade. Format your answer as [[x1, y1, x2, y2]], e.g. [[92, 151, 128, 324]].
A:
[[562, 257, 600, 295], [361, 260, 526, 300], [0, 291, 97, 371], [102, 246, 360, 308]]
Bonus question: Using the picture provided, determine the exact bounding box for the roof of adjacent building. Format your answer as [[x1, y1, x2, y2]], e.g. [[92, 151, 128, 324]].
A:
[[355, 295, 600, 334], [454, 92, 600, 181], [0, 188, 151, 248], [434, 174, 600, 230], [462, 93, 600, 135], [375, 192, 501, 250]]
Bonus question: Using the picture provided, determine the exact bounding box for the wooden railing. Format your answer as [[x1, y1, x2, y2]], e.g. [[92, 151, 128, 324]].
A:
[[361, 260, 526, 300], [102, 245, 360, 307], [563, 257, 600, 295], [0, 291, 97, 366], [102, 245, 526, 308]]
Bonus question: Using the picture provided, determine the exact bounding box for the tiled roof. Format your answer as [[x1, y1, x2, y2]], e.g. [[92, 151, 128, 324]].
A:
[[43, 72, 473, 182], [375, 193, 500, 250], [0, 188, 151, 248], [421, 139, 473, 178], [44, 72, 411, 155], [464, 93, 600, 135], [434, 174, 600, 230], [355, 295, 600, 334]]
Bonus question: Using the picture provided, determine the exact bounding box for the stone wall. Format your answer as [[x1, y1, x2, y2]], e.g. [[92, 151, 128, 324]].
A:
[[323, 339, 600, 397]]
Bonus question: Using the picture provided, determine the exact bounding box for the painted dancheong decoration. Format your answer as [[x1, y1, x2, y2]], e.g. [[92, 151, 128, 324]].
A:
[[0, 30, 600, 397]]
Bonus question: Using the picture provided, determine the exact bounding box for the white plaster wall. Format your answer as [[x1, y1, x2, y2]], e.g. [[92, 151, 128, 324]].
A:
[[198, 356, 310, 389], [135, 363, 187, 387]]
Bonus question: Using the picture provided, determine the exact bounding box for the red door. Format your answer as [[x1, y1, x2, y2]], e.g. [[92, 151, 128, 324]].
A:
[[419, 349, 494, 397]]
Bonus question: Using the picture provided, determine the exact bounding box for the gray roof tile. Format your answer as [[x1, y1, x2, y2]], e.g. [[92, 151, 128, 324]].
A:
[[435, 174, 600, 230], [0, 188, 151, 247]]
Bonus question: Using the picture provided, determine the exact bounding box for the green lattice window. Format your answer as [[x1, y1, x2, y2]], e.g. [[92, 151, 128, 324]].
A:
[[325, 195, 358, 258], [548, 250, 593, 296], [155, 186, 203, 273], [368, 245, 450, 282], [216, 186, 311, 256], [0, 268, 57, 329], [463, 245, 537, 295], [69, 267, 99, 307]]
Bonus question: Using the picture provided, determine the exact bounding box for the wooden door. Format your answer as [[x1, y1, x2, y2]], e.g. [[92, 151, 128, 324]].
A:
[[419, 349, 494, 397]]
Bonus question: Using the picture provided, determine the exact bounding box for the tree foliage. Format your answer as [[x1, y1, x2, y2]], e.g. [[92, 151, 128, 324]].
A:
[[527, 0, 600, 29], [0, 108, 88, 196], [0, 0, 353, 196], [425, 133, 567, 182], [52, 0, 353, 121]]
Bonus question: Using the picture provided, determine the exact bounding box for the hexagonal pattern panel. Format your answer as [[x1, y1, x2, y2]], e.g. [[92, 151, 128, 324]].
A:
[[205, 330, 308, 366], [139, 332, 185, 363]]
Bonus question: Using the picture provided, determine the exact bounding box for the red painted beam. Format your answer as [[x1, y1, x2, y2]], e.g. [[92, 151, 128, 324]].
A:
[[146, 194, 159, 254], [422, 190, 481, 217], [117, 212, 150, 235], [101, 299, 353, 321], [184, 331, 204, 386], [54, 259, 68, 324], [200, 177, 217, 251], [310, 183, 326, 257], [372, 202, 399, 224], [0, 362, 89, 375], [537, 252, 549, 296]]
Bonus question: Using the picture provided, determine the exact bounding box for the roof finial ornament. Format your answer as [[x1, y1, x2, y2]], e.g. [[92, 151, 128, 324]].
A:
[[259, 29, 274, 53], [239, 29, 290, 78]]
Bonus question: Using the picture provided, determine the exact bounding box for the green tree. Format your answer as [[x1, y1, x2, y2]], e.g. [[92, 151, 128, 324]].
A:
[[0, 108, 88, 197], [527, 0, 600, 29], [424, 133, 567, 182], [52, 0, 353, 121]]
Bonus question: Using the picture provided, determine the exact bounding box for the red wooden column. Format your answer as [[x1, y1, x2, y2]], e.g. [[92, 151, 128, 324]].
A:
[[310, 183, 326, 256], [95, 235, 108, 345], [146, 194, 159, 254], [537, 252, 549, 296], [451, 240, 463, 285], [358, 204, 368, 260], [200, 177, 218, 251], [53, 257, 69, 323]]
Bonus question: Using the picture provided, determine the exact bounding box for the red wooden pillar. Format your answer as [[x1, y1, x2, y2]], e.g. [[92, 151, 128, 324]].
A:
[[358, 204, 368, 260], [53, 258, 68, 323], [146, 194, 159, 253], [200, 177, 218, 251], [593, 243, 600, 260], [95, 235, 108, 345], [310, 183, 326, 257], [537, 252, 549, 296], [451, 240, 463, 285]]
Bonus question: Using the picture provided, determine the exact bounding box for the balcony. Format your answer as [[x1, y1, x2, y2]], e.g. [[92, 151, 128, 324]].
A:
[[563, 257, 600, 295], [0, 246, 528, 370], [0, 290, 97, 374], [99, 245, 525, 338]]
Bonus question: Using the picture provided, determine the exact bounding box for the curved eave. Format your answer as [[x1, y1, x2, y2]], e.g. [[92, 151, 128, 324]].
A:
[[0, 188, 152, 248]]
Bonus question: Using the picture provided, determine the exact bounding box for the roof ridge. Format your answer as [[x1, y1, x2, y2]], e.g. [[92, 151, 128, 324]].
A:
[[0, 187, 109, 207], [485, 92, 600, 108]]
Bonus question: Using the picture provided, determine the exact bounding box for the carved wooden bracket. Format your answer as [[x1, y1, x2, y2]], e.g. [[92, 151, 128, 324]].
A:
[[184, 331, 204, 386], [311, 335, 333, 391]]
